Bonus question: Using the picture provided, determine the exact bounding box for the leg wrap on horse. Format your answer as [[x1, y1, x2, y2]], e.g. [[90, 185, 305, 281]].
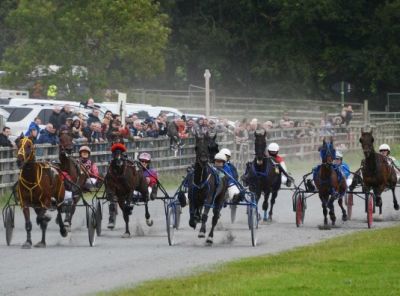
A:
[[25, 221, 32, 232]]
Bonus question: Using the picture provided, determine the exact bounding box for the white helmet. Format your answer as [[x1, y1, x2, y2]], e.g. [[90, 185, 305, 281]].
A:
[[379, 144, 390, 151], [336, 151, 343, 159], [219, 148, 231, 157], [214, 152, 227, 162], [138, 152, 151, 162], [267, 143, 279, 152]]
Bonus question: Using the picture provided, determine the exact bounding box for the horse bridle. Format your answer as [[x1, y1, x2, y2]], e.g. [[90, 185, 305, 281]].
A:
[[17, 137, 35, 164]]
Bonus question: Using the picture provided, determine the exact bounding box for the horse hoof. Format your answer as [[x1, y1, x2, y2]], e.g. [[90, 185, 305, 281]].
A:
[[198, 231, 205, 238], [146, 219, 154, 227], [34, 241, 46, 248], [318, 225, 331, 230], [342, 214, 348, 221], [189, 219, 197, 229], [121, 232, 131, 238], [60, 228, 68, 238], [394, 204, 399, 211], [65, 224, 71, 233], [21, 241, 32, 249], [107, 222, 115, 229], [206, 237, 213, 245]]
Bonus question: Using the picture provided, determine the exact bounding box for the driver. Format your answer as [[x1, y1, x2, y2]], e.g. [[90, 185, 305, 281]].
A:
[[379, 143, 400, 181], [138, 152, 159, 200], [267, 142, 293, 186], [78, 146, 100, 190], [334, 151, 352, 186]]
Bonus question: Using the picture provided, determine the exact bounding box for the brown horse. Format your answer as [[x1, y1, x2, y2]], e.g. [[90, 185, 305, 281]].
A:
[[313, 139, 347, 228], [350, 130, 399, 215], [104, 146, 152, 237], [16, 136, 67, 248], [58, 131, 91, 229]]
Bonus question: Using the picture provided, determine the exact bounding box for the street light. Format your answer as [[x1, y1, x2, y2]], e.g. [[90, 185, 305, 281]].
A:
[[204, 69, 211, 117]]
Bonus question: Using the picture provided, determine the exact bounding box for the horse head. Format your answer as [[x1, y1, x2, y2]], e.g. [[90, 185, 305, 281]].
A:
[[110, 148, 126, 175], [16, 136, 35, 168], [195, 134, 210, 166], [359, 128, 374, 158], [207, 133, 219, 163], [59, 131, 74, 156], [320, 137, 335, 164], [254, 130, 267, 164]]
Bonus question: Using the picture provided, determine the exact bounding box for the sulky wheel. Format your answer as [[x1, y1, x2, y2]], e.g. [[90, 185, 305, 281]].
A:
[[367, 193, 374, 229], [248, 205, 258, 247], [4, 206, 15, 246], [86, 207, 96, 247], [230, 204, 237, 224], [295, 194, 303, 227], [95, 200, 102, 236], [166, 206, 175, 246], [345, 193, 353, 220]]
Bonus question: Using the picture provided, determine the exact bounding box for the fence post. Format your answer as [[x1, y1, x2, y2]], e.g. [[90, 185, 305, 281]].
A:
[[363, 99, 369, 127]]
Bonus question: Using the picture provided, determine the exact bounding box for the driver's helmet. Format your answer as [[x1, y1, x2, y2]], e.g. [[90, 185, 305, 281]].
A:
[[79, 146, 91, 154], [379, 143, 390, 152], [267, 143, 279, 155]]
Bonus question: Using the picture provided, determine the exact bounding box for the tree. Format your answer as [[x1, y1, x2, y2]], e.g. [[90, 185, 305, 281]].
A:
[[1, 0, 170, 96]]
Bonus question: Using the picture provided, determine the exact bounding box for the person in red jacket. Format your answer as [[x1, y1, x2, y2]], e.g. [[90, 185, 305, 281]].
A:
[[267, 142, 293, 187], [78, 146, 100, 190], [138, 152, 159, 200]]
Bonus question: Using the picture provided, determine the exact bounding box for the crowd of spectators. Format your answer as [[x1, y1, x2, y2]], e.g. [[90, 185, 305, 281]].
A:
[[0, 101, 354, 149]]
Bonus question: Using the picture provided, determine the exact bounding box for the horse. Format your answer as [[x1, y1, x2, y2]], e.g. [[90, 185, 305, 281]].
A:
[[242, 130, 281, 221], [350, 129, 398, 216], [313, 139, 347, 228], [58, 131, 91, 229], [187, 134, 228, 244], [207, 133, 219, 163], [15, 135, 67, 248], [104, 145, 153, 237]]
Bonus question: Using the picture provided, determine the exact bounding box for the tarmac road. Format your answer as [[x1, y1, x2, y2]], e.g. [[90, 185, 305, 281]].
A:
[[1, 181, 399, 296]]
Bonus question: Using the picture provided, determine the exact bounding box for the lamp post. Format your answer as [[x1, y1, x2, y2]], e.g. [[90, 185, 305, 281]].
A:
[[204, 69, 211, 117]]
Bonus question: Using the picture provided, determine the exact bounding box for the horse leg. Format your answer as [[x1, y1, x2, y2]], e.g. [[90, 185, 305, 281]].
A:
[[57, 207, 68, 238], [144, 202, 153, 226], [374, 189, 383, 216], [262, 192, 270, 221], [268, 191, 278, 222], [206, 207, 222, 245], [198, 206, 210, 238], [392, 188, 399, 211], [34, 208, 50, 248], [320, 198, 328, 226], [338, 197, 347, 221], [328, 196, 336, 226], [120, 201, 131, 238], [22, 207, 33, 249], [108, 201, 117, 229]]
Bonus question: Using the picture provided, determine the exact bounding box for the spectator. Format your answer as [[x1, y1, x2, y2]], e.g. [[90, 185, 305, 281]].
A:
[[59, 104, 74, 126], [26, 128, 39, 143], [143, 117, 159, 138], [341, 105, 353, 127], [86, 97, 95, 108], [0, 127, 14, 147], [155, 113, 168, 136], [195, 117, 209, 135], [279, 112, 291, 128], [87, 109, 101, 126], [235, 120, 249, 144], [167, 119, 184, 150], [25, 117, 41, 137], [176, 118, 188, 139], [71, 117, 87, 143], [83, 122, 104, 143], [49, 106, 62, 131], [185, 118, 197, 136], [60, 117, 74, 132], [37, 123, 59, 145], [262, 121, 273, 139]]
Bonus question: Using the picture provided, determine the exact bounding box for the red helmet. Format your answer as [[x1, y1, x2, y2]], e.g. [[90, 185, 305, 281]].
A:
[[111, 142, 127, 153]]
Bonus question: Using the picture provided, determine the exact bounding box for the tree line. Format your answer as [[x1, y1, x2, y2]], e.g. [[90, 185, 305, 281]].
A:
[[0, 0, 399, 108]]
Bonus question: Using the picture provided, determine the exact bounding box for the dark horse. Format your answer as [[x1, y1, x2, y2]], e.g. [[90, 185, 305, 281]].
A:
[[350, 129, 398, 216], [16, 136, 67, 248], [242, 131, 282, 221], [104, 146, 153, 237], [313, 139, 347, 228], [188, 134, 228, 244], [58, 131, 91, 229], [207, 133, 219, 163]]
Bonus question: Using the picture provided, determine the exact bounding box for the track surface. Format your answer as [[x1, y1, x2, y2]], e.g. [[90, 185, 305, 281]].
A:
[[1, 182, 399, 296]]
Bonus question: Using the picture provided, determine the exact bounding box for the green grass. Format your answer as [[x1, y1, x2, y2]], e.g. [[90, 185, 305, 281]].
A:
[[102, 225, 400, 296]]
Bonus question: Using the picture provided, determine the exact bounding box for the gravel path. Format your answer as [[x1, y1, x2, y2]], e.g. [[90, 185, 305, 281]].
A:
[[1, 180, 399, 296]]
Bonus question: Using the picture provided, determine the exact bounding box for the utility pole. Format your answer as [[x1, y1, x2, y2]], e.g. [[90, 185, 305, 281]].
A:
[[204, 69, 211, 117]]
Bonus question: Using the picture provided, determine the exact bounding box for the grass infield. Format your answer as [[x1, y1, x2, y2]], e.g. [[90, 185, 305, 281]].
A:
[[103, 225, 400, 296]]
